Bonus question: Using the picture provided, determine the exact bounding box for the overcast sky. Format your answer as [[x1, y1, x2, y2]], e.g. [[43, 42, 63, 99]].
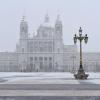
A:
[[0, 0, 100, 52]]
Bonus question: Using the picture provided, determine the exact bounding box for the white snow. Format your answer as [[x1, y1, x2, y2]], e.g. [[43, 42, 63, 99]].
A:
[[0, 72, 100, 84]]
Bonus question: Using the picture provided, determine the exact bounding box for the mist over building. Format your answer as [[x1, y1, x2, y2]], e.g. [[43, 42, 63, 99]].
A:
[[0, 14, 99, 72]]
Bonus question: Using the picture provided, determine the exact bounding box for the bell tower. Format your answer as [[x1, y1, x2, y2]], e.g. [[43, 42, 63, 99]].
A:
[[19, 16, 28, 53], [20, 16, 28, 39], [55, 14, 63, 39], [54, 15, 63, 71], [18, 16, 29, 72]]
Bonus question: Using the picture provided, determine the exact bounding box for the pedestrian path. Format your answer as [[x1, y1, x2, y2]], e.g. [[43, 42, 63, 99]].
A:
[[0, 72, 100, 96]]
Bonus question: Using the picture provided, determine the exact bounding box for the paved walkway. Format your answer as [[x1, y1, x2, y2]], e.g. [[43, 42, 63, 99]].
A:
[[0, 72, 100, 96], [0, 72, 100, 84], [0, 90, 100, 96], [0, 84, 100, 90]]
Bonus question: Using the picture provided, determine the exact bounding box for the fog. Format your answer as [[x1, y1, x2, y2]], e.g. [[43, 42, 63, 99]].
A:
[[0, 0, 99, 52]]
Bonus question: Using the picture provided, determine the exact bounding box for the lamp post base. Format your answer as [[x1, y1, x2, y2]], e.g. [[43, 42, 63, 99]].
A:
[[74, 67, 89, 80]]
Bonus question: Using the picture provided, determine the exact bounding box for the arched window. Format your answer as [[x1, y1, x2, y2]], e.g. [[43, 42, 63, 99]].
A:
[[30, 57, 33, 62], [22, 48, 24, 52]]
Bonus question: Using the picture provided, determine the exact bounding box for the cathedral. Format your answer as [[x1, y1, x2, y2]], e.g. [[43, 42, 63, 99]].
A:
[[17, 14, 64, 72], [0, 14, 100, 72]]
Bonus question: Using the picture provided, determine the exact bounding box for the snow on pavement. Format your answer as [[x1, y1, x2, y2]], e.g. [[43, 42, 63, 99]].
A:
[[0, 72, 100, 84]]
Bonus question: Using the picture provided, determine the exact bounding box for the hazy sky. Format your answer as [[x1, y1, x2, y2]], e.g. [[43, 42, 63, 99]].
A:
[[0, 0, 100, 52]]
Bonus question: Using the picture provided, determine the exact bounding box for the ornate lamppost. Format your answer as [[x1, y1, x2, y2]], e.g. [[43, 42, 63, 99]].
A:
[[73, 27, 89, 79]]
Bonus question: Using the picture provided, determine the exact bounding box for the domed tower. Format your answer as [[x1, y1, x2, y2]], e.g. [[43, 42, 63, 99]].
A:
[[37, 14, 53, 38], [44, 14, 50, 23]]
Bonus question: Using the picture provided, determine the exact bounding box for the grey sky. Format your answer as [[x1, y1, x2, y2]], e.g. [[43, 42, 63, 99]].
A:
[[0, 0, 100, 52]]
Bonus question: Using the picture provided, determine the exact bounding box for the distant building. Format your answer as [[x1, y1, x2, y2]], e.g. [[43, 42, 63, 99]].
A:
[[0, 14, 100, 72]]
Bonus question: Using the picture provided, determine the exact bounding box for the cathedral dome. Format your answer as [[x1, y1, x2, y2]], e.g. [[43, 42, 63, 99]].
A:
[[41, 14, 52, 28]]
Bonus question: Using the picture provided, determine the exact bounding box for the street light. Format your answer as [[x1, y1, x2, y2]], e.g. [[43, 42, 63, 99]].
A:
[[73, 27, 89, 79]]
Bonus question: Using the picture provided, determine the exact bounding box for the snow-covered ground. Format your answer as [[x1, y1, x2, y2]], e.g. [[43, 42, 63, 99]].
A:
[[0, 72, 100, 84]]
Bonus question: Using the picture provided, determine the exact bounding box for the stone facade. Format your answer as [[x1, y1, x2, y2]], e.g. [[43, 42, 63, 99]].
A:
[[63, 51, 100, 72], [0, 15, 100, 72], [0, 52, 18, 72], [16, 14, 63, 72]]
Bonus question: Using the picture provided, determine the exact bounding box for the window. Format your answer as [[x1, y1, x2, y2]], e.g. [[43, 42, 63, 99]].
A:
[[39, 57, 43, 61], [30, 57, 33, 61], [22, 48, 24, 52], [30, 63, 33, 68], [34, 57, 37, 61], [40, 62, 43, 69], [49, 57, 52, 61], [58, 48, 60, 52], [44, 57, 47, 61]]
